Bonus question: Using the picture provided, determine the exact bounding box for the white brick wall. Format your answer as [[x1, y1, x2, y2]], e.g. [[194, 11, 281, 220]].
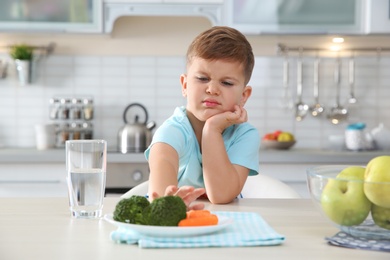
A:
[[0, 54, 389, 149]]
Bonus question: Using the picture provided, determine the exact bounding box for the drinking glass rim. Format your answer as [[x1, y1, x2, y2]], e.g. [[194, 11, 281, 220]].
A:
[[65, 139, 106, 144]]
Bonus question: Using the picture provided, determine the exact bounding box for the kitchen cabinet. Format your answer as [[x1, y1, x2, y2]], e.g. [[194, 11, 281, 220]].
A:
[[257, 148, 383, 199], [0, 0, 103, 33], [0, 148, 383, 198], [0, 162, 149, 198], [104, 0, 223, 3], [367, 0, 390, 34], [0, 163, 68, 197], [257, 163, 313, 199], [223, 0, 366, 35], [0, 149, 148, 198], [103, 1, 222, 33]]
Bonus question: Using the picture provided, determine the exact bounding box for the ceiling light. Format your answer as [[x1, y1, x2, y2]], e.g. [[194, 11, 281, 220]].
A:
[[332, 37, 344, 43]]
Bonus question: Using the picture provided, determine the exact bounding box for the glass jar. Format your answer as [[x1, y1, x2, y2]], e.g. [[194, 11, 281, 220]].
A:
[[81, 122, 93, 140], [70, 98, 82, 120], [49, 98, 60, 120], [59, 98, 70, 120], [58, 123, 70, 146], [70, 122, 81, 140], [83, 98, 94, 120]]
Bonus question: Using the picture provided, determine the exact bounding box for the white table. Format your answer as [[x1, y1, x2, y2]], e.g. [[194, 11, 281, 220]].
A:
[[0, 198, 388, 260]]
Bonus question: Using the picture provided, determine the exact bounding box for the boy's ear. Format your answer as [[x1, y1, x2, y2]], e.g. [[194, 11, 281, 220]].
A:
[[180, 74, 187, 97], [240, 85, 252, 106]]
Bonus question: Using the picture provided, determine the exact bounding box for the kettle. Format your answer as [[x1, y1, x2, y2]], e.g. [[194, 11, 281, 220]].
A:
[[371, 123, 390, 151], [117, 103, 156, 153]]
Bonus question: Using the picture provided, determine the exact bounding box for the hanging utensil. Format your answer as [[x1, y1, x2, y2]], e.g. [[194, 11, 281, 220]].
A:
[[348, 55, 357, 104], [281, 55, 293, 110], [327, 58, 348, 125], [0, 59, 7, 79], [295, 55, 309, 121], [310, 56, 324, 117]]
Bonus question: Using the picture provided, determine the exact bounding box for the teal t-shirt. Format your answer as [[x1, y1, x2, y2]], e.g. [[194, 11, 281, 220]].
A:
[[144, 106, 260, 188]]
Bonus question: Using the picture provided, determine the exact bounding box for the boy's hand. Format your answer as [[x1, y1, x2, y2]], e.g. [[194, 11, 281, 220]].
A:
[[150, 185, 206, 211], [206, 105, 248, 134]]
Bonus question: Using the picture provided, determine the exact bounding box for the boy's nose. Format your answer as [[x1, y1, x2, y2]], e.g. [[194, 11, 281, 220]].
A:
[[206, 82, 220, 95]]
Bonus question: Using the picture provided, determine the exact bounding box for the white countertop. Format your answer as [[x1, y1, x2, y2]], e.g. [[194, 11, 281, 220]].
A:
[[0, 148, 147, 163], [0, 147, 387, 164], [0, 197, 387, 260]]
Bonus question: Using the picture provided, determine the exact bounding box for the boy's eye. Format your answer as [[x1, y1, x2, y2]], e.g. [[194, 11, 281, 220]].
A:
[[222, 81, 234, 86], [196, 76, 209, 82]]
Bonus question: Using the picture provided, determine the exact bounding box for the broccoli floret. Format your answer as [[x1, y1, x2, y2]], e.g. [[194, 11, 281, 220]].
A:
[[113, 195, 150, 224], [113, 195, 187, 227], [145, 195, 187, 226]]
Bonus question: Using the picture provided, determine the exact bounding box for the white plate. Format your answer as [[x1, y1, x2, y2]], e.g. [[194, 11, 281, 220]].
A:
[[104, 213, 233, 237]]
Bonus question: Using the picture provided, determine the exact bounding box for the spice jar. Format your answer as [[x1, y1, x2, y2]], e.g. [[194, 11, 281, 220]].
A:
[[49, 98, 60, 120], [83, 98, 94, 120], [81, 122, 93, 139], [70, 98, 82, 120], [58, 123, 70, 146], [70, 122, 81, 140], [59, 98, 70, 120]]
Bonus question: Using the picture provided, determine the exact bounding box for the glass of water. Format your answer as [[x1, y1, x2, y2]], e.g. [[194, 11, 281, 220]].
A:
[[66, 140, 107, 218]]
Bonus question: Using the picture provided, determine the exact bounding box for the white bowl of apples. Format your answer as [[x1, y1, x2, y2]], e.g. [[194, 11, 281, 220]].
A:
[[261, 130, 296, 150], [306, 156, 390, 240]]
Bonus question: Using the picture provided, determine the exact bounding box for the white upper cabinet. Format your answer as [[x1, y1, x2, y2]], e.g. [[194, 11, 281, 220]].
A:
[[103, 0, 223, 3], [103, 0, 223, 33], [1, 0, 389, 35], [223, 0, 366, 35], [0, 0, 103, 33], [367, 0, 390, 34]]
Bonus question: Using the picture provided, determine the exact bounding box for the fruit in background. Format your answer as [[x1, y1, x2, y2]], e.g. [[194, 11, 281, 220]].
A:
[[364, 156, 390, 208], [262, 133, 277, 141], [321, 166, 371, 226], [371, 204, 390, 230], [277, 132, 295, 142], [273, 130, 282, 138], [262, 130, 295, 142]]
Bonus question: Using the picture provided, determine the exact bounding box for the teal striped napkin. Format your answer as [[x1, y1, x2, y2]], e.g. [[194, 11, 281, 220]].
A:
[[109, 211, 285, 248]]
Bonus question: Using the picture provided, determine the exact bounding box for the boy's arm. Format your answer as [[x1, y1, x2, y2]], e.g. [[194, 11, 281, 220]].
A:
[[147, 142, 206, 210], [147, 142, 179, 197], [201, 105, 250, 204]]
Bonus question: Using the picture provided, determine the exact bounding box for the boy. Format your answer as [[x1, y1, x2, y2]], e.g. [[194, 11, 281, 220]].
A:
[[145, 26, 260, 206]]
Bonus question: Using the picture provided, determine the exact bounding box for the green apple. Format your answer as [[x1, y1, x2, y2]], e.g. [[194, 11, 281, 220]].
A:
[[364, 156, 390, 208], [371, 204, 390, 230], [321, 166, 371, 226]]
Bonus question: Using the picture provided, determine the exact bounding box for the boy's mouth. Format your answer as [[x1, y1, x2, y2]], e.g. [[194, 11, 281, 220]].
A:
[[202, 99, 220, 107]]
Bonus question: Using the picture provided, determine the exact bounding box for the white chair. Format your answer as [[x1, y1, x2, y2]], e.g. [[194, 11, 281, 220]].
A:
[[122, 174, 301, 199], [121, 181, 149, 198], [241, 174, 301, 199]]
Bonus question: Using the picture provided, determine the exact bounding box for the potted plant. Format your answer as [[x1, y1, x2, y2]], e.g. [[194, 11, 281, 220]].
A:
[[9, 44, 34, 61], [9, 44, 34, 85]]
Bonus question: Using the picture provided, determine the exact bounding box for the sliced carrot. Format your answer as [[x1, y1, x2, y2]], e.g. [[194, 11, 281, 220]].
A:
[[186, 209, 212, 219], [178, 214, 218, 227]]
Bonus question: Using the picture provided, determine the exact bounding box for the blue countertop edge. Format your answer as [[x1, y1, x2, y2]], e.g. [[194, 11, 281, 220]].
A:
[[0, 147, 389, 164]]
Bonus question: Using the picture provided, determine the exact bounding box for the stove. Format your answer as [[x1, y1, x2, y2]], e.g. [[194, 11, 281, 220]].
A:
[[105, 150, 149, 195]]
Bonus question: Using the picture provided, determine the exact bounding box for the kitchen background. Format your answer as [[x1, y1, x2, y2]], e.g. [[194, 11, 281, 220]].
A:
[[1, 1, 390, 198], [1, 2, 390, 151]]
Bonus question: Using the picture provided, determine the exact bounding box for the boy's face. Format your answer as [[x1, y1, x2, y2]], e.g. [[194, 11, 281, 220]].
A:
[[181, 57, 251, 122]]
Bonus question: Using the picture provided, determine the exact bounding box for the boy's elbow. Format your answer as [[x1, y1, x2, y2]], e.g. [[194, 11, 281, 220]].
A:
[[207, 194, 236, 204]]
